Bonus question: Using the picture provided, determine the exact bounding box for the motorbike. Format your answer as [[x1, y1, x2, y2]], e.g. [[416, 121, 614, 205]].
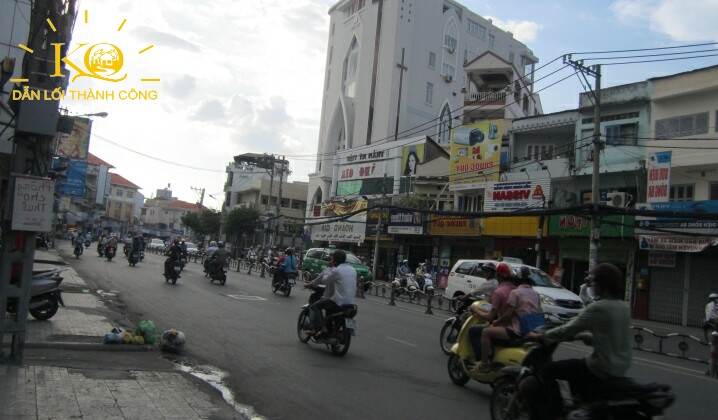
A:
[[6, 268, 68, 320], [139, 250, 145, 261], [272, 271, 297, 297], [179, 252, 188, 272], [165, 259, 182, 285], [97, 242, 105, 257], [392, 273, 434, 300], [127, 250, 140, 266], [489, 334, 675, 420], [73, 242, 83, 258], [123, 242, 131, 256], [296, 283, 358, 356], [208, 260, 229, 285], [447, 299, 530, 388], [440, 294, 484, 355], [105, 244, 116, 261], [84, 239, 91, 249]]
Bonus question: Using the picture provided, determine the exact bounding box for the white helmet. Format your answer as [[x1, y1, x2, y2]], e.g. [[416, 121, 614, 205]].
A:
[[209, 241, 218, 247], [710, 293, 718, 300]]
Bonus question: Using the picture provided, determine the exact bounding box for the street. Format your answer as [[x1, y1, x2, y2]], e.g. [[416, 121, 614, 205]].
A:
[[62, 242, 717, 419]]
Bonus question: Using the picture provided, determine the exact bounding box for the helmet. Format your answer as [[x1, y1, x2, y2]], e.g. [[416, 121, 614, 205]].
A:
[[285, 247, 293, 255], [481, 262, 496, 273], [173, 238, 179, 244], [403, 259, 408, 264], [218, 241, 225, 248], [209, 241, 217, 247], [710, 293, 718, 300], [496, 262, 511, 278]]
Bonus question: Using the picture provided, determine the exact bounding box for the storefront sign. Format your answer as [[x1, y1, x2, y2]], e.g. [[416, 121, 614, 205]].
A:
[[647, 251, 676, 267], [483, 179, 551, 212], [646, 151, 671, 203], [338, 160, 390, 181], [428, 215, 480, 236], [449, 120, 502, 190], [387, 210, 424, 235], [311, 214, 366, 242], [549, 215, 635, 237], [12, 176, 55, 232], [635, 201, 718, 235], [639, 235, 717, 253]]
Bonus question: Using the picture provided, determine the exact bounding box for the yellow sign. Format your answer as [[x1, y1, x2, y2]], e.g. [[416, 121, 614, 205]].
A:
[[449, 121, 503, 189], [428, 215, 481, 236], [401, 144, 425, 177], [11, 10, 159, 102]]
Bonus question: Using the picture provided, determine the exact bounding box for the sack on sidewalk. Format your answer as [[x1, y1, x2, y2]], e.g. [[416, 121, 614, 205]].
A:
[[103, 327, 125, 344], [135, 320, 157, 344], [160, 329, 186, 353]]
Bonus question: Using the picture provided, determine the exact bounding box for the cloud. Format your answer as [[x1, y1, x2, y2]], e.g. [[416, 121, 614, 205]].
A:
[[611, 0, 718, 42], [486, 17, 543, 43], [166, 75, 197, 99], [132, 26, 201, 52], [192, 99, 226, 120], [228, 96, 303, 153]]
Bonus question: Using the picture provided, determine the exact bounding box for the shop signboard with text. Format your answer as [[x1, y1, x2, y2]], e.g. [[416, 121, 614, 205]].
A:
[[428, 215, 480, 236], [449, 120, 502, 191], [483, 179, 551, 212], [646, 151, 671, 203], [635, 201, 718, 235], [548, 214, 635, 237], [387, 210, 424, 235]]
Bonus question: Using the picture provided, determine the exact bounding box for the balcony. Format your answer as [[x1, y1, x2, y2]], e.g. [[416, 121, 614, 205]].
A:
[[463, 90, 507, 120]]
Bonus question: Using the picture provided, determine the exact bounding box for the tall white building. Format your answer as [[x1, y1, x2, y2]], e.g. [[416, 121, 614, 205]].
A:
[[307, 0, 541, 213]]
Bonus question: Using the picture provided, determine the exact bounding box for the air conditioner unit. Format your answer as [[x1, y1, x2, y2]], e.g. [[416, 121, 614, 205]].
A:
[[444, 74, 453, 83], [448, 47, 455, 54], [606, 192, 626, 208]]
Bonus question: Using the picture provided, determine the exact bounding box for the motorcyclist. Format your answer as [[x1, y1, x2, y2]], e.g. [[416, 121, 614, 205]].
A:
[[73, 238, 84, 256], [164, 239, 183, 279], [396, 259, 410, 284], [460, 262, 498, 303], [704, 293, 718, 336], [274, 248, 298, 286], [210, 241, 230, 276], [522, 263, 631, 419], [304, 250, 357, 337], [128, 236, 141, 259], [203, 241, 219, 273], [468, 261, 516, 373]]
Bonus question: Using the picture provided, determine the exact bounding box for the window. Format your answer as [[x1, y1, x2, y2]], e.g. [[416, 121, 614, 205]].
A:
[[522, 93, 529, 113], [437, 105, 452, 145], [454, 261, 477, 275], [670, 184, 694, 202], [342, 38, 359, 98], [488, 34, 495, 48], [444, 19, 458, 51], [126, 191, 134, 199], [115, 189, 123, 197], [441, 62, 455, 78], [115, 202, 122, 209], [347, 0, 365, 16], [605, 123, 638, 145], [428, 51, 436, 68], [467, 19, 485, 38], [526, 144, 555, 161], [710, 183, 718, 200], [655, 112, 708, 139], [291, 200, 305, 210], [459, 195, 481, 212], [425, 82, 434, 105]]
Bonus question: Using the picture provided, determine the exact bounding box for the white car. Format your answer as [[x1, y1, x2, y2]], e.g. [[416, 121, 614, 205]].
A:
[[184, 242, 199, 255], [445, 259, 583, 321], [147, 239, 165, 250]]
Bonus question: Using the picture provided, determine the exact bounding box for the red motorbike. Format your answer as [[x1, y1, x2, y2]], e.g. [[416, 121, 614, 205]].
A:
[[105, 244, 117, 261]]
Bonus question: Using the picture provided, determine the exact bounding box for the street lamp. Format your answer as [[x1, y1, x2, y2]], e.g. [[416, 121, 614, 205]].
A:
[[75, 112, 108, 118]]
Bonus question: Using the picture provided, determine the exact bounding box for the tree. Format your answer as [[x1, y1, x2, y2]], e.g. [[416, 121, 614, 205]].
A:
[[395, 194, 434, 210], [181, 210, 221, 240], [223, 207, 261, 251]]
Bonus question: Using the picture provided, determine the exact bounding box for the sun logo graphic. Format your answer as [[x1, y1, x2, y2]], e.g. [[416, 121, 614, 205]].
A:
[[12, 10, 158, 87]]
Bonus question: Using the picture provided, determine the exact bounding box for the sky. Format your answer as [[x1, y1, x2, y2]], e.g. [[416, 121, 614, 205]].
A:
[[61, 0, 718, 206]]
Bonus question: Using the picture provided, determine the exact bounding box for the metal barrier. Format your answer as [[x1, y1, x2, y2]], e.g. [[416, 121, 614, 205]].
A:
[[630, 326, 709, 364]]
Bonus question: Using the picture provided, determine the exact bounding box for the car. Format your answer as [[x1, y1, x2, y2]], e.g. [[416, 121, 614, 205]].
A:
[[184, 242, 199, 256], [445, 258, 583, 321], [301, 247, 374, 286], [147, 238, 165, 250]]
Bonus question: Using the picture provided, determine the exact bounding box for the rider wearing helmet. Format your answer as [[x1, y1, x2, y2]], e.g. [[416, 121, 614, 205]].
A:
[[468, 261, 517, 373], [274, 247, 298, 287], [164, 238, 183, 278], [397, 259, 410, 278], [211, 241, 230, 275], [203, 240, 220, 273]]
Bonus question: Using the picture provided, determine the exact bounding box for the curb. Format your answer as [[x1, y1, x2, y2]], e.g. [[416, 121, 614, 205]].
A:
[[24, 342, 158, 352]]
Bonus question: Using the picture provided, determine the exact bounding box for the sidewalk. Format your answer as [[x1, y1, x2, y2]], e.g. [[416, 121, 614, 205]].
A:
[[1, 248, 249, 420]]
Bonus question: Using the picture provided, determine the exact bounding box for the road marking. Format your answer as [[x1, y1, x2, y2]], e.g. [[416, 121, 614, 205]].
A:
[[225, 294, 266, 301], [386, 336, 416, 347]]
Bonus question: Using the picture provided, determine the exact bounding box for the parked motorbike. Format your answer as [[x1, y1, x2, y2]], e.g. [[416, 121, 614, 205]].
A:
[[296, 283, 357, 356], [489, 334, 675, 420], [6, 268, 68, 320], [447, 299, 530, 388], [392, 273, 434, 300], [73, 242, 83, 258], [440, 294, 484, 355], [105, 244, 116, 261], [165, 260, 182, 285], [272, 271, 297, 296]]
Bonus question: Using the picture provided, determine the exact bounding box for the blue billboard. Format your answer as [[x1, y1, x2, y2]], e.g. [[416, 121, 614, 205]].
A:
[[57, 160, 88, 198]]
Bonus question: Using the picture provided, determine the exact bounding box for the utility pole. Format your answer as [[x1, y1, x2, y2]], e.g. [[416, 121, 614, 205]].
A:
[[564, 56, 602, 270], [394, 47, 408, 142], [191, 186, 205, 209], [275, 156, 291, 248]]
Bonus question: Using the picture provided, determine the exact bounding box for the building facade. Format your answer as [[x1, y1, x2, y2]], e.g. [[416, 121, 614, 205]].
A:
[[104, 173, 142, 236]]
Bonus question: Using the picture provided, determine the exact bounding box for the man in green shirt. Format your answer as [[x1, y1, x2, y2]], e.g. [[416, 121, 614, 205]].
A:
[[526, 262, 631, 419]]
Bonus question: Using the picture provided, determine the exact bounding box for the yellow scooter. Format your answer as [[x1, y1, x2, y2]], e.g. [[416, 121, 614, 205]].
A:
[[447, 300, 529, 387]]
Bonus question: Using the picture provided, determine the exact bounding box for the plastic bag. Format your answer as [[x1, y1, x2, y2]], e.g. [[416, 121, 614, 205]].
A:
[[135, 320, 157, 344], [103, 327, 124, 344], [160, 329, 186, 354]]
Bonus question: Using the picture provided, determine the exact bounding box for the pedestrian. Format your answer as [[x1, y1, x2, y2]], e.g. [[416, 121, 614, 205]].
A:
[[579, 273, 596, 306]]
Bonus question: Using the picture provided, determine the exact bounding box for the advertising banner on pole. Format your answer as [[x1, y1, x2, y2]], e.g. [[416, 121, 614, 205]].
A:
[[57, 160, 88, 198]]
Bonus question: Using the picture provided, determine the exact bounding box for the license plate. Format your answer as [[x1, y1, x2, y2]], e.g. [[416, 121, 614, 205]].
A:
[[288, 278, 296, 285], [223, 267, 228, 273], [345, 318, 357, 335]]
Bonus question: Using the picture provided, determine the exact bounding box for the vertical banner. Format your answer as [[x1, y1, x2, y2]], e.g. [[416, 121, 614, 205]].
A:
[[55, 116, 92, 159], [57, 160, 88, 197], [449, 120, 502, 190], [647, 151, 671, 203]]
